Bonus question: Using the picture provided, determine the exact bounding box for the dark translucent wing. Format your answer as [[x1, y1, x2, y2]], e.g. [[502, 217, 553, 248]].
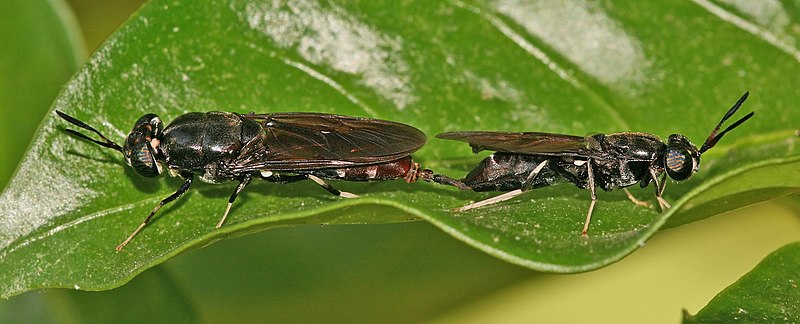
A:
[[231, 113, 426, 171], [437, 131, 590, 156]]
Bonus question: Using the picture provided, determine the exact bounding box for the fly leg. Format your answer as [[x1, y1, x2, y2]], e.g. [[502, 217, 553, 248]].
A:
[[623, 188, 652, 208], [657, 174, 671, 209], [261, 172, 358, 198], [582, 160, 597, 237], [116, 172, 194, 251], [455, 160, 548, 212], [649, 168, 671, 211], [307, 175, 359, 198], [216, 174, 252, 228]]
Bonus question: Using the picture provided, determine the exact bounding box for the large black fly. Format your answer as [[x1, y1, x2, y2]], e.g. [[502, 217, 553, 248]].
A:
[[57, 111, 430, 250], [430, 92, 754, 236]]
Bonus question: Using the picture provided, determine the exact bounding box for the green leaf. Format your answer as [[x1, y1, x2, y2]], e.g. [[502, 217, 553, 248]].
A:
[[165, 222, 534, 323], [684, 242, 800, 323], [0, 266, 198, 323], [56, 266, 198, 323], [0, 0, 84, 188], [1, 0, 799, 298]]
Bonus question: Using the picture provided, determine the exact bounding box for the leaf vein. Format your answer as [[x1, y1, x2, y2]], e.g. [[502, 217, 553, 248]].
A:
[[448, 0, 630, 129], [692, 0, 800, 63], [281, 57, 380, 118]]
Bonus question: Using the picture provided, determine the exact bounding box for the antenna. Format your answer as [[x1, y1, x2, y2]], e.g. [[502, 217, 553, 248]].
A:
[[56, 110, 124, 152], [699, 92, 754, 153]]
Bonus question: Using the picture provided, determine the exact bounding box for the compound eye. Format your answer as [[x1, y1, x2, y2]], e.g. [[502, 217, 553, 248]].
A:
[[664, 147, 693, 181], [125, 134, 160, 178]]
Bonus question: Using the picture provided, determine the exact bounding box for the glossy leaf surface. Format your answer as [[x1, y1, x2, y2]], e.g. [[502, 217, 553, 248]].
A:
[[1, 0, 799, 298]]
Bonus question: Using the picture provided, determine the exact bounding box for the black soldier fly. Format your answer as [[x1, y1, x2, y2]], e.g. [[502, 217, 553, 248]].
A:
[[56, 110, 429, 250], [430, 92, 754, 236]]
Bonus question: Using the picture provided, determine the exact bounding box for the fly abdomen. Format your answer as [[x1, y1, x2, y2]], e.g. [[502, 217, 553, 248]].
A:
[[301, 156, 415, 181], [463, 153, 559, 192]]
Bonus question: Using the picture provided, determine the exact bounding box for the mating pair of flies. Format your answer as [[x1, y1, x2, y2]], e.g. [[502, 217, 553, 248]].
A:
[[57, 92, 754, 250]]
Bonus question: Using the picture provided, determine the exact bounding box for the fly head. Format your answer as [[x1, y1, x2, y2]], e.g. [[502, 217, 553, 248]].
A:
[[123, 114, 164, 178], [664, 134, 699, 181]]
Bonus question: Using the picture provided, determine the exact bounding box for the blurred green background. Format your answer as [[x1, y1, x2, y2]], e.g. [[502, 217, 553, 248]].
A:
[[0, 0, 798, 323]]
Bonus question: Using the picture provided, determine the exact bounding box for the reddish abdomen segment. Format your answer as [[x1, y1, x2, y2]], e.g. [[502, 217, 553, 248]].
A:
[[302, 156, 414, 181]]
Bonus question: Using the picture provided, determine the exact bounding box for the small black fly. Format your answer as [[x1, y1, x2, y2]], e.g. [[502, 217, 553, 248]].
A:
[[430, 92, 754, 236], [57, 111, 430, 250]]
